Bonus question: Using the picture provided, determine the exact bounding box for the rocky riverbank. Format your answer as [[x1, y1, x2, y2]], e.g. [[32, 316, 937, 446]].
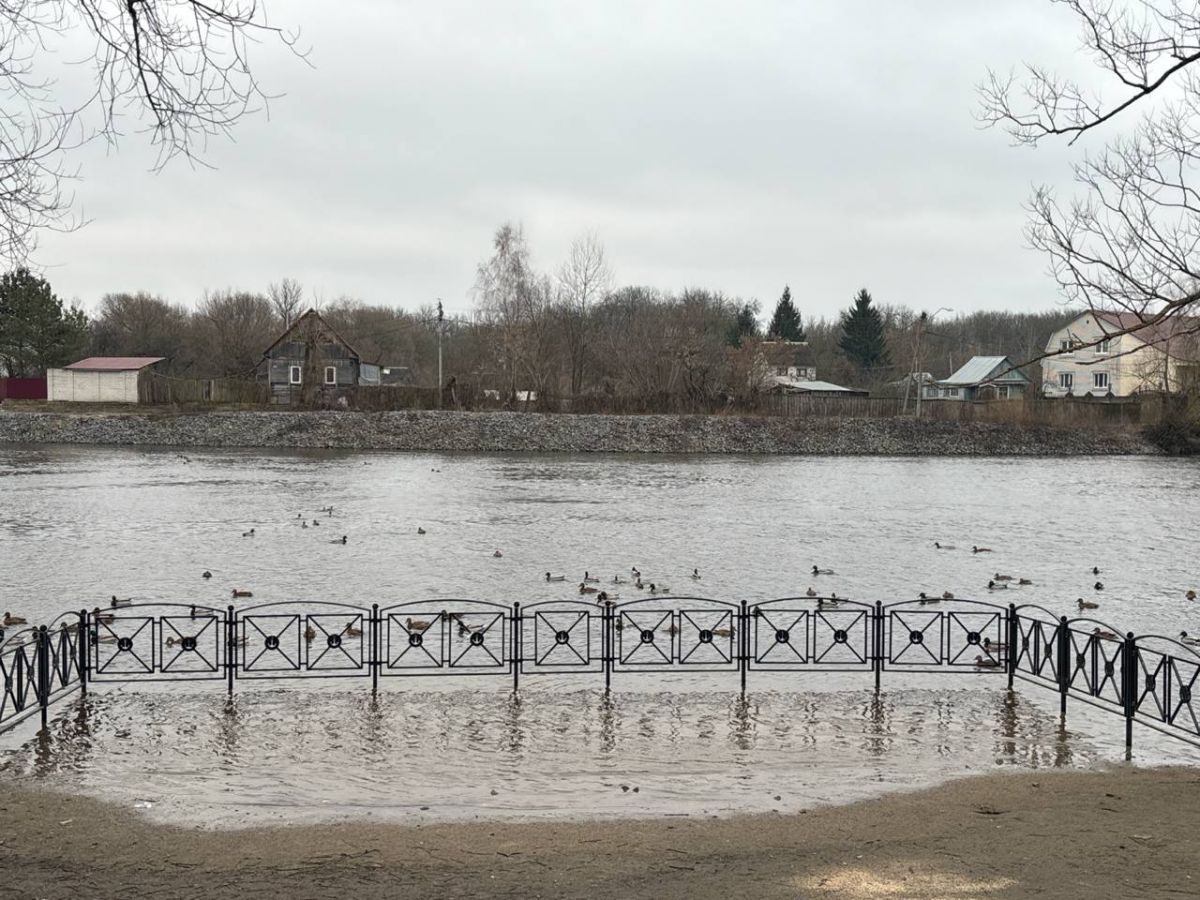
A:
[[0, 408, 1162, 454]]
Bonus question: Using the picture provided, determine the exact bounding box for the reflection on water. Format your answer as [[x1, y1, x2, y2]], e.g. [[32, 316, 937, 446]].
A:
[[4, 680, 1196, 829]]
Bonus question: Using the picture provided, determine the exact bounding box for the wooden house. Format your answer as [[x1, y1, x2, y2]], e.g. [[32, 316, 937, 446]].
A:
[[260, 310, 380, 404]]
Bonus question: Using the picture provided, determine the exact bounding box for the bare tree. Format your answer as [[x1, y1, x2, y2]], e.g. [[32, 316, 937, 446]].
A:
[[0, 1, 301, 262], [268, 277, 304, 327], [556, 232, 613, 396], [473, 223, 559, 405], [980, 0, 1200, 358], [197, 289, 276, 376]]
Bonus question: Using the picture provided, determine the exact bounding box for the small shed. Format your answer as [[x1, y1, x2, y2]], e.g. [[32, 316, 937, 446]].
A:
[[768, 377, 868, 397], [925, 356, 1031, 401], [260, 309, 380, 404], [47, 357, 165, 403]]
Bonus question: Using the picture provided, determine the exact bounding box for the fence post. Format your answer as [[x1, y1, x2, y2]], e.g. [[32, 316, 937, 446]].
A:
[[1006, 604, 1017, 690], [371, 603, 380, 697], [1122, 632, 1138, 752], [1056, 616, 1070, 718], [873, 601, 884, 694], [739, 601, 749, 696], [78, 609, 88, 695], [37, 625, 50, 730], [604, 601, 613, 695], [511, 603, 521, 694], [226, 605, 236, 697]]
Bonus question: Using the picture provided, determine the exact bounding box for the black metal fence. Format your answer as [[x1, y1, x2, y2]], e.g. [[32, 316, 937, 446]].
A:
[[2, 597, 1197, 750]]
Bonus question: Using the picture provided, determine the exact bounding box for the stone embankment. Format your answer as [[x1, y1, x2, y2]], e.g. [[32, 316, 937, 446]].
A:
[[0, 408, 1162, 455]]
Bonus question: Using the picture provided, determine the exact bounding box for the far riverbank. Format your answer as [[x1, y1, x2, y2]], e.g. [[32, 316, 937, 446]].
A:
[[0, 408, 1163, 455]]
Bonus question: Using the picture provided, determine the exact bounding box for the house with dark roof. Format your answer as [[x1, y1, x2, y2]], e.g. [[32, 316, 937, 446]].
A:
[[924, 356, 1032, 401], [260, 309, 380, 404], [1042, 311, 1200, 397], [47, 357, 166, 403]]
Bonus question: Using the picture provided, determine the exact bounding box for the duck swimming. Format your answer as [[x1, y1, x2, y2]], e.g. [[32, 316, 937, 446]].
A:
[[972, 546, 992, 553], [579, 583, 599, 595], [3, 612, 27, 626], [806, 587, 818, 598], [1180, 631, 1200, 647], [202, 571, 212, 579], [691, 569, 701, 580], [546, 573, 566, 582], [1187, 590, 1196, 601], [493, 550, 503, 558], [942, 591, 955, 600], [231, 589, 253, 599], [934, 542, 955, 550], [993, 574, 1013, 582], [406, 617, 432, 631], [1094, 582, 1104, 591], [1077, 598, 1099, 610], [242, 528, 255, 537], [331, 535, 348, 544], [1092, 627, 1119, 641], [812, 566, 834, 575], [111, 596, 132, 608], [583, 572, 599, 584], [987, 580, 1007, 591], [417, 527, 426, 535]]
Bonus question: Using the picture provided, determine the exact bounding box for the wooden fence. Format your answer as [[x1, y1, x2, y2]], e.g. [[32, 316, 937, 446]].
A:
[[137, 373, 269, 405]]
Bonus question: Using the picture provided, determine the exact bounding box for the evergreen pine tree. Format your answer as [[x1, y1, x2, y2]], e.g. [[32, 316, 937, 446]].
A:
[[838, 288, 890, 371], [767, 285, 804, 341], [0, 268, 88, 377]]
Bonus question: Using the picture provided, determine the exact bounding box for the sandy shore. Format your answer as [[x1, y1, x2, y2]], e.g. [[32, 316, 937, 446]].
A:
[[1, 767, 1197, 898]]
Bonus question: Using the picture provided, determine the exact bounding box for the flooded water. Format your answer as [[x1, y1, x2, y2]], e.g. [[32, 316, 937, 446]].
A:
[[1, 446, 1199, 826]]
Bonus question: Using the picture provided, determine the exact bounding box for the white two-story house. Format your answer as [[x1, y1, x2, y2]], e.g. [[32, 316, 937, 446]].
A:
[[1041, 312, 1200, 397]]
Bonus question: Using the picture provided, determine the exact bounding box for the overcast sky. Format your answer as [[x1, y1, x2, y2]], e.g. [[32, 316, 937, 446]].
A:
[[35, 0, 1099, 322]]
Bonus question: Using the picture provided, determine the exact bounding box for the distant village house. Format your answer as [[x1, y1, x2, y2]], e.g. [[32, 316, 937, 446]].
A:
[[1042, 312, 1200, 397], [924, 356, 1031, 401], [260, 309, 381, 404]]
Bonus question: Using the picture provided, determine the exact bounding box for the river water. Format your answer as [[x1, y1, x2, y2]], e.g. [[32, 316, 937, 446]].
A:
[[1, 446, 1198, 827]]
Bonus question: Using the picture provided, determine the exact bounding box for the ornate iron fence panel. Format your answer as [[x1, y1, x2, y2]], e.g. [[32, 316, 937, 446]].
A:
[[238, 602, 372, 680], [1132, 638, 1200, 742], [45, 618, 83, 696], [88, 605, 228, 683], [520, 601, 602, 674], [381, 600, 512, 677], [612, 598, 741, 673], [883, 600, 1007, 673], [0, 631, 38, 731], [749, 598, 874, 672], [1013, 609, 1061, 688], [1063, 619, 1126, 712]]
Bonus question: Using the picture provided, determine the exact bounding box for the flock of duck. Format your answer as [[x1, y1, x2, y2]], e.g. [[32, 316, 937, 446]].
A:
[[5, 525, 1198, 656]]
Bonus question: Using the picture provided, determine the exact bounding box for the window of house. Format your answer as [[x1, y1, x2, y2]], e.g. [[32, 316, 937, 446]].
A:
[[1094, 372, 1110, 390], [324, 366, 337, 386], [1059, 339, 1070, 352], [1097, 338, 1111, 353], [944, 387, 959, 397], [289, 365, 302, 385], [1059, 372, 1073, 390]]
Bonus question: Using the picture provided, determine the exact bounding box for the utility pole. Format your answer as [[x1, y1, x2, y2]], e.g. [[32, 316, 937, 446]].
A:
[[436, 299, 445, 409]]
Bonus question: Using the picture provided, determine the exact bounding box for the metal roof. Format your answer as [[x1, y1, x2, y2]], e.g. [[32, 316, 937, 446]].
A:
[[938, 356, 1028, 386], [64, 357, 165, 371], [772, 376, 861, 393]]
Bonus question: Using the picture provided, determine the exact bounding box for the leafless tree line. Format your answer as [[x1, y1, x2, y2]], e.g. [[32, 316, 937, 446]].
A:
[[83, 224, 1084, 409]]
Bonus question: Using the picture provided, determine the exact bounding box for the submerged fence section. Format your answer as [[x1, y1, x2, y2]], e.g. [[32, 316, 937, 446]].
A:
[[2, 597, 1198, 750]]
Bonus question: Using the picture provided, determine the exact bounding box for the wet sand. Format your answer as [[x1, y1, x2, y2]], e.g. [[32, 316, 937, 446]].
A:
[[1, 767, 1197, 899]]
